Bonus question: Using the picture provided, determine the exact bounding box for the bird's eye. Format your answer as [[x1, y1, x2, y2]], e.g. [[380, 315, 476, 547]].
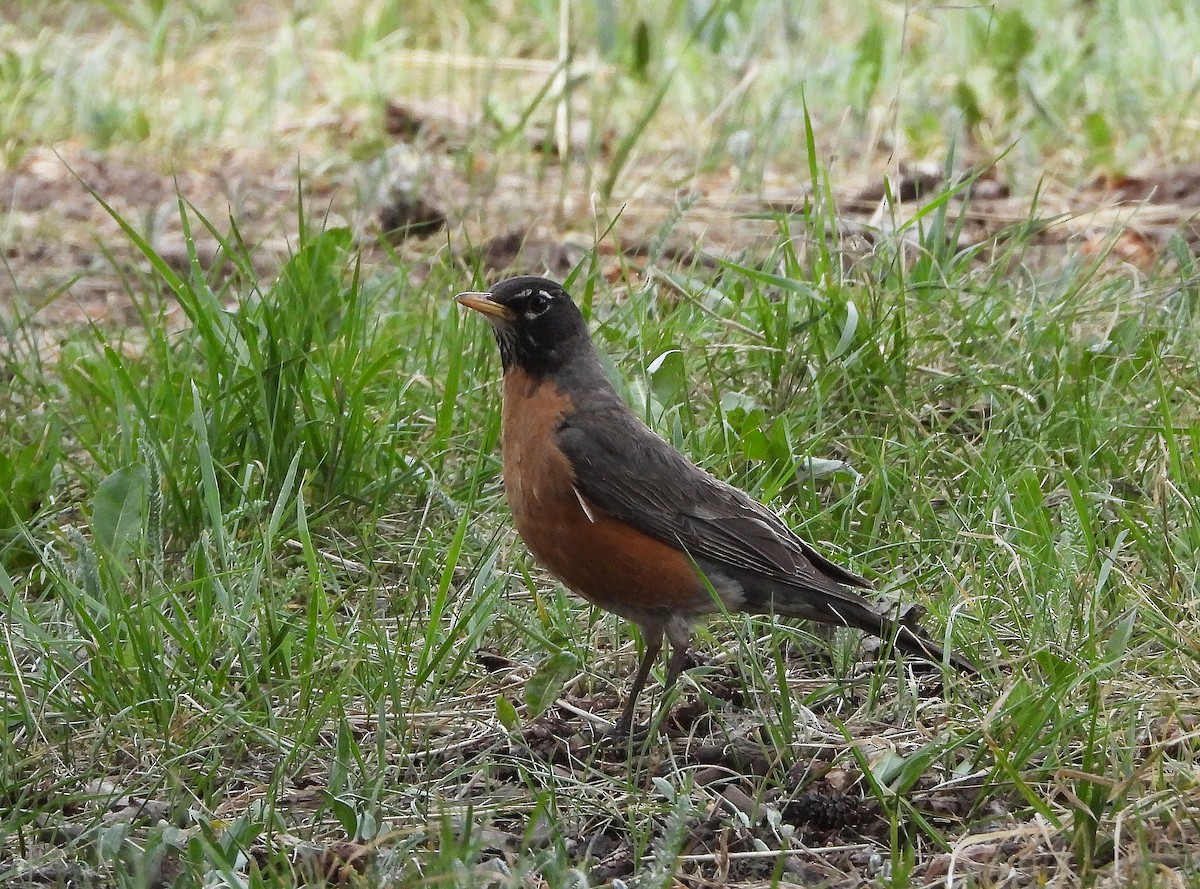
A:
[[525, 292, 552, 318]]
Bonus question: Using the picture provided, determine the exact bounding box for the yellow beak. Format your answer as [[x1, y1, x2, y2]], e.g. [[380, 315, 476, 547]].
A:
[[456, 292, 516, 321]]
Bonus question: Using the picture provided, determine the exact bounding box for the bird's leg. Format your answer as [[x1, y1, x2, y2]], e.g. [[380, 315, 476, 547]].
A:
[[612, 634, 662, 739], [649, 640, 692, 728], [662, 640, 691, 697]]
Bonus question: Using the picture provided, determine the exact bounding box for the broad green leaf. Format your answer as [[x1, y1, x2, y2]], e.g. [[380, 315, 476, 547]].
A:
[[496, 694, 520, 731], [523, 650, 579, 717], [647, 349, 686, 409], [91, 463, 149, 559]]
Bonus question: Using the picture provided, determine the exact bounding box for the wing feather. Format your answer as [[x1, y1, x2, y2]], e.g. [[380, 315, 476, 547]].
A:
[[556, 402, 870, 597]]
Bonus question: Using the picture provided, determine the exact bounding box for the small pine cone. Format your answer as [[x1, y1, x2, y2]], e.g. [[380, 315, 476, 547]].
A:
[[784, 790, 872, 830]]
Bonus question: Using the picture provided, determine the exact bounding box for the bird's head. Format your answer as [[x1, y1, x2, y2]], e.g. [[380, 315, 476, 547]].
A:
[[456, 276, 590, 376]]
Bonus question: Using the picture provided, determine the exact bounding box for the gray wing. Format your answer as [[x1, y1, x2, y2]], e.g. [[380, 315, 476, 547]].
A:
[[556, 403, 871, 597]]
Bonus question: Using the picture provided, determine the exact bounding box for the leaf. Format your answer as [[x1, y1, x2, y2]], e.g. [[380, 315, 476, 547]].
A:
[[1083, 110, 1113, 153], [796, 456, 860, 481], [724, 404, 771, 461], [523, 650, 579, 717], [92, 463, 150, 559], [953, 80, 984, 130], [647, 349, 686, 409], [631, 19, 651, 80], [869, 748, 908, 786], [830, 299, 860, 360], [651, 777, 676, 801], [719, 391, 760, 416], [327, 795, 358, 836], [496, 694, 519, 730]]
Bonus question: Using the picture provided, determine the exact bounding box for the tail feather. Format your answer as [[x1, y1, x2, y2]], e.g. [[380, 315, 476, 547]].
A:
[[892, 618, 979, 675], [713, 562, 978, 675], [816, 592, 978, 675]]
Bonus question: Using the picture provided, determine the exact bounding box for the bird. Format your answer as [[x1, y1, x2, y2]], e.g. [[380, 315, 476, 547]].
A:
[[457, 275, 976, 738]]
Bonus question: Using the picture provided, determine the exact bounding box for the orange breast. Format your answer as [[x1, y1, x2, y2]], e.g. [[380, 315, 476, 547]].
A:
[[500, 370, 704, 625]]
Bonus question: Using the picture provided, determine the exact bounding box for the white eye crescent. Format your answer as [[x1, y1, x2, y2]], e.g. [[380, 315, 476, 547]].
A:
[[525, 291, 552, 318]]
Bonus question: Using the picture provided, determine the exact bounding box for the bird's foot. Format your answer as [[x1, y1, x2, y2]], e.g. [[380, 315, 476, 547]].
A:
[[602, 720, 657, 748]]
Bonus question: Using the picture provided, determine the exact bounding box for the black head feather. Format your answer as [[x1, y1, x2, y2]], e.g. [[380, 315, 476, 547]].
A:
[[457, 276, 591, 376]]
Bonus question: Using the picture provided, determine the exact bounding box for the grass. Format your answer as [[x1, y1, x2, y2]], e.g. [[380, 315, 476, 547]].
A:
[[3, 1, 1200, 887]]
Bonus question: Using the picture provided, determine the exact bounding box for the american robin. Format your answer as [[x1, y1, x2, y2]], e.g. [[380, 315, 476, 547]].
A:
[[458, 276, 976, 737]]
